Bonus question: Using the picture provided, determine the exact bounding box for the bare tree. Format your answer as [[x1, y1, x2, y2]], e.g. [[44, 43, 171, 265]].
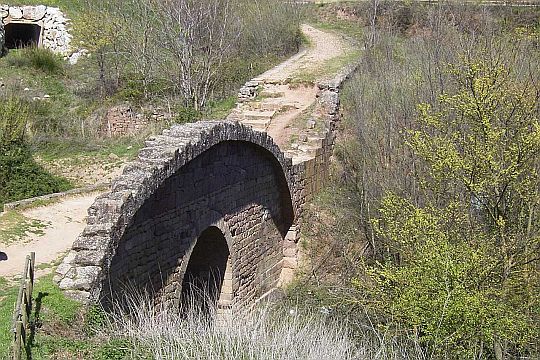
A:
[[156, 0, 240, 110]]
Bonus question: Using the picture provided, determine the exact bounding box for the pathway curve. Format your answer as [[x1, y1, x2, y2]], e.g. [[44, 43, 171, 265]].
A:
[[0, 193, 100, 278], [227, 24, 352, 148]]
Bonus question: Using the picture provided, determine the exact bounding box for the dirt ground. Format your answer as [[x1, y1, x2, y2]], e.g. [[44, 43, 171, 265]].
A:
[[0, 193, 100, 278], [229, 24, 352, 147]]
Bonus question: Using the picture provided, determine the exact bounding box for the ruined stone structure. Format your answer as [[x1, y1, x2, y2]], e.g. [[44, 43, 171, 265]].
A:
[[0, 20, 5, 55], [55, 64, 355, 309], [0, 5, 71, 54]]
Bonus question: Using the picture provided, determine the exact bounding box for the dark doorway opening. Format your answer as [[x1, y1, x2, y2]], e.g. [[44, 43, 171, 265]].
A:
[[4, 23, 41, 49], [181, 227, 231, 312]]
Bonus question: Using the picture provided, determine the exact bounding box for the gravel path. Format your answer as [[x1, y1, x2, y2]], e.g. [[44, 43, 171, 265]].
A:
[[0, 193, 99, 278]]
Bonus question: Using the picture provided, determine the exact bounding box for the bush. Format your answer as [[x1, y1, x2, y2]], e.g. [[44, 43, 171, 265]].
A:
[[6, 47, 64, 74], [306, 4, 540, 359], [0, 97, 71, 207]]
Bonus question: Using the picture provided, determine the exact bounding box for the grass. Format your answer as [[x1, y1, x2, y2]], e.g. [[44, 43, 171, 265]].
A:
[[100, 291, 360, 360], [204, 96, 238, 119], [293, 46, 361, 83], [0, 274, 83, 360], [6, 48, 64, 75], [0, 211, 47, 245], [35, 137, 143, 162]]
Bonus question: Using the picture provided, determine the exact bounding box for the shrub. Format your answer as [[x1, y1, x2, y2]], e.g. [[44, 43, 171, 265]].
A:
[[0, 97, 71, 207], [6, 47, 64, 74]]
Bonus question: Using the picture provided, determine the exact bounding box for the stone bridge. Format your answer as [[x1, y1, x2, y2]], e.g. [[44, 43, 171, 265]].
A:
[[55, 65, 355, 309]]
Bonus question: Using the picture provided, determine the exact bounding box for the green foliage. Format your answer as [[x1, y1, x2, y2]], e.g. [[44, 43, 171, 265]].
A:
[[356, 61, 540, 358], [93, 338, 133, 360], [171, 105, 202, 125], [6, 47, 64, 74], [0, 97, 72, 207]]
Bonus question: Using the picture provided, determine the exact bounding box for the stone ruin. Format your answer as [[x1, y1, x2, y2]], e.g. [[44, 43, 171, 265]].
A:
[[0, 19, 4, 55], [0, 5, 71, 54]]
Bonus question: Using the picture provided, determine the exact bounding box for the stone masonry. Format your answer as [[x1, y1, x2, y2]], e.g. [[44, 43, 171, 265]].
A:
[[55, 54, 357, 310], [0, 5, 71, 54], [55, 122, 295, 307], [0, 19, 4, 55]]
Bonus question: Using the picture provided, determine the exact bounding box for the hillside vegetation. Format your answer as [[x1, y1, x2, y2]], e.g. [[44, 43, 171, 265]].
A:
[[2, 2, 540, 360], [0, 0, 302, 207], [298, 2, 540, 359]]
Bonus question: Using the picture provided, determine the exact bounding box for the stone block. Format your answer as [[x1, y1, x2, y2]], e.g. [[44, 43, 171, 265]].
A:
[[9, 7, 22, 19], [22, 5, 46, 20]]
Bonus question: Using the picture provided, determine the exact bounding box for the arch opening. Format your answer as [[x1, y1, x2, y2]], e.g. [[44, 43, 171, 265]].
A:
[[181, 226, 232, 311], [4, 23, 42, 49]]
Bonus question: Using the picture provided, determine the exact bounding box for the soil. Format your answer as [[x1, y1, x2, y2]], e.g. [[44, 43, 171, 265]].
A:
[[0, 193, 100, 278], [229, 24, 351, 147]]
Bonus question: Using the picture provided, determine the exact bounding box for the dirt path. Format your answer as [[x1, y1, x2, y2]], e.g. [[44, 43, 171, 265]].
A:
[[228, 24, 353, 147], [0, 193, 100, 278]]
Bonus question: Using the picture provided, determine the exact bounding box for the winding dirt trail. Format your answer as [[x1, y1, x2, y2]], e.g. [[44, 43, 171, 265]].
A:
[[0, 24, 354, 279], [228, 24, 352, 147]]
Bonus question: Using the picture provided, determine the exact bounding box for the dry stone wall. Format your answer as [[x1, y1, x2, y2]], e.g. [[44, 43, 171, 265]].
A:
[[55, 122, 295, 306], [0, 5, 71, 54], [0, 20, 4, 54]]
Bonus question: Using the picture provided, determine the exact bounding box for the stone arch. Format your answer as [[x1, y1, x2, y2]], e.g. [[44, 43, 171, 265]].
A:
[[181, 226, 231, 311], [55, 121, 295, 306]]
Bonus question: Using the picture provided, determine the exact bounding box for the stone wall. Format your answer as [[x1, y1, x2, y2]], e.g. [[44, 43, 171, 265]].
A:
[[278, 64, 359, 280], [0, 20, 4, 55], [0, 5, 71, 54], [55, 122, 295, 306], [102, 105, 149, 137], [102, 141, 290, 308]]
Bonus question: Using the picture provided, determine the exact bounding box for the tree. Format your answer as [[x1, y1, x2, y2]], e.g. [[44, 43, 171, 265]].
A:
[[356, 60, 540, 358]]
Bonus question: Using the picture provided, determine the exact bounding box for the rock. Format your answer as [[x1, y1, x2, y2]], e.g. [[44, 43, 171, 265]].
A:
[[1, 6, 72, 55], [9, 7, 23, 19], [0, 5, 8, 18], [67, 48, 88, 65], [109, 153, 120, 160], [299, 133, 308, 142], [23, 5, 46, 20], [306, 119, 316, 129]]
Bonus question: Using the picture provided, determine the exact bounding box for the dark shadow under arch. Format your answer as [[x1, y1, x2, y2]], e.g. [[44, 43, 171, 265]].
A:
[[5, 23, 41, 49], [181, 226, 230, 310], [100, 138, 294, 307]]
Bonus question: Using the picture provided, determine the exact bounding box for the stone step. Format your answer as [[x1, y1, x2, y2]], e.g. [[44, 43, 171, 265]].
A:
[[242, 110, 276, 121], [259, 90, 285, 98], [241, 119, 271, 132], [249, 101, 298, 112]]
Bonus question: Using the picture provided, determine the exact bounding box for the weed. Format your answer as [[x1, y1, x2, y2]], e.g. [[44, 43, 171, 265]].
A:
[[6, 48, 64, 75], [0, 211, 47, 245]]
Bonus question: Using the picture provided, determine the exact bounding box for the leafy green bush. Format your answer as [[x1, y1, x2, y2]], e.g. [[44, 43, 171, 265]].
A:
[[0, 97, 71, 207], [350, 60, 540, 359]]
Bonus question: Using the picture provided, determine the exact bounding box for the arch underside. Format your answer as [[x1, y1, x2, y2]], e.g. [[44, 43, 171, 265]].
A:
[[101, 140, 294, 308]]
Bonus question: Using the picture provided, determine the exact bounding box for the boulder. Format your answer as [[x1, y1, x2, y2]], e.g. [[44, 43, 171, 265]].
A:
[[8, 7, 23, 19], [0, 5, 8, 18]]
